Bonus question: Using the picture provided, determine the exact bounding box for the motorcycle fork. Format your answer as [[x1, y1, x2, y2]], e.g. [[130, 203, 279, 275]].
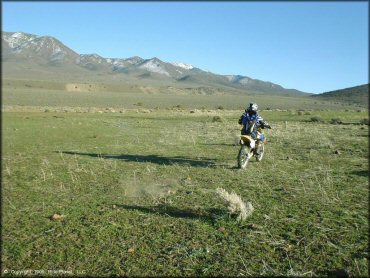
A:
[[254, 140, 263, 154]]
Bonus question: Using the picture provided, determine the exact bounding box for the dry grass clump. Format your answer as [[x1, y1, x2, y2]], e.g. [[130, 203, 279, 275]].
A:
[[50, 213, 64, 221], [216, 188, 254, 221], [212, 116, 224, 122]]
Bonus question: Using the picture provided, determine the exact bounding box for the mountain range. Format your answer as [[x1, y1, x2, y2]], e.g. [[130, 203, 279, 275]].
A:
[[2, 31, 308, 95], [312, 84, 368, 106]]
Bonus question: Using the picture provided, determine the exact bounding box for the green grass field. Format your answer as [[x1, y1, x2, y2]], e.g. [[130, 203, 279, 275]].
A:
[[2, 101, 368, 276], [3, 79, 367, 111]]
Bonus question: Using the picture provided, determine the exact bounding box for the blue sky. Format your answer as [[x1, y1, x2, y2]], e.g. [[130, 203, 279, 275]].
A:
[[2, 1, 369, 93]]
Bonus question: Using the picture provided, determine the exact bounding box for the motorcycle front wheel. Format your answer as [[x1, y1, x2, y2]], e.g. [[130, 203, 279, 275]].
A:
[[256, 143, 265, 162], [238, 145, 251, 169]]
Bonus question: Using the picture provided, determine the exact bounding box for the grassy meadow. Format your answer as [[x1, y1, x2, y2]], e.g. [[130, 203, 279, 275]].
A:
[[1, 81, 369, 276], [3, 79, 366, 111]]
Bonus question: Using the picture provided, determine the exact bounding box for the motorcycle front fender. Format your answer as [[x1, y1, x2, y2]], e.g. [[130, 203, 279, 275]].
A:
[[240, 135, 256, 149]]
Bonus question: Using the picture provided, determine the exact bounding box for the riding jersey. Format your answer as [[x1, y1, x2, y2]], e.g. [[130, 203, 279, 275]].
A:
[[239, 111, 269, 138]]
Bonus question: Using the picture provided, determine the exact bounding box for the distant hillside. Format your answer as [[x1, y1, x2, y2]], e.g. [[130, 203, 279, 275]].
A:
[[2, 31, 308, 96], [312, 84, 369, 107]]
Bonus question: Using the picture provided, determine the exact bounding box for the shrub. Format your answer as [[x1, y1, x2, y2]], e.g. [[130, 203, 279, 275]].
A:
[[330, 118, 343, 125], [216, 105, 224, 110], [297, 111, 304, 116], [309, 116, 324, 122], [359, 118, 369, 125]]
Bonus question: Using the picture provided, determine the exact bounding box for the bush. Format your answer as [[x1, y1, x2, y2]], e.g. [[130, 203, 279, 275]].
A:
[[330, 118, 343, 125], [309, 116, 324, 123], [359, 118, 369, 125], [216, 105, 224, 110], [297, 111, 304, 115]]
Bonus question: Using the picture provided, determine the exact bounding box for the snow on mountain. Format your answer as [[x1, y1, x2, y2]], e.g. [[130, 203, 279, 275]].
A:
[[139, 58, 170, 76], [225, 75, 252, 84], [106, 56, 143, 66], [28, 37, 62, 54], [3, 32, 79, 63], [105, 56, 145, 71], [106, 58, 127, 70], [4, 32, 61, 54], [80, 53, 106, 64], [3, 32, 38, 49], [125, 56, 144, 65], [225, 75, 238, 82], [170, 62, 194, 70], [238, 77, 252, 85]]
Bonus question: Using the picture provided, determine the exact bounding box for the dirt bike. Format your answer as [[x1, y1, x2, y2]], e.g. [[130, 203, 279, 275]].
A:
[[237, 121, 268, 169]]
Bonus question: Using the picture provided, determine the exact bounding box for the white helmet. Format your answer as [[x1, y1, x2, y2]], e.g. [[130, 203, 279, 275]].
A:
[[246, 102, 258, 113]]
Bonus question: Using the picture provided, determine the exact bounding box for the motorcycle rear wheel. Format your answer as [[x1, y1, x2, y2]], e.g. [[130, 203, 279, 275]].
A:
[[238, 145, 251, 169]]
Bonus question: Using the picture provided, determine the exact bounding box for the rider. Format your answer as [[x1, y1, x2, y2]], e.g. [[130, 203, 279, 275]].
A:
[[238, 102, 271, 150]]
